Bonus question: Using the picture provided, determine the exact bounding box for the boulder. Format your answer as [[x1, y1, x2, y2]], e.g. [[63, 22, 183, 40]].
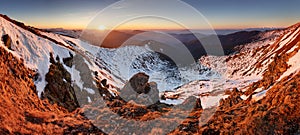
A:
[[100, 79, 108, 87], [181, 96, 202, 110], [147, 82, 160, 103], [120, 72, 160, 106], [129, 72, 149, 94], [2, 34, 12, 50]]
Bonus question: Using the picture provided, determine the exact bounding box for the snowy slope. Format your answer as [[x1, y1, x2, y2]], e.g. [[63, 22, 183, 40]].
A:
[[203, 23, 300, 103], [94, 45, 214, 91], [0, 16, 120, 98], [0, 17, 73, 97], [0, 15, 226, 108], [0, 15, 208, 102], [162, 23, 300, 108]]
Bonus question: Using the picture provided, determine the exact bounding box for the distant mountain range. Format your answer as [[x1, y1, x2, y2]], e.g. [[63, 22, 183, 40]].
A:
[[46, 27, 282, 59]]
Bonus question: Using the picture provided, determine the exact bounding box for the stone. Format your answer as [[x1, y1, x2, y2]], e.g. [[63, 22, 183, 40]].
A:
[[101, 79, 107, 87], [182, 96, 202, 110], [120, 72, 160, 106], [2, 34, 12, 50], [129, 72, 149, 94]]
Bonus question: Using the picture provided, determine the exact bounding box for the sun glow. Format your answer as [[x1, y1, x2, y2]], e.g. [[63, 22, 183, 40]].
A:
[[98, 25, 107, 30]]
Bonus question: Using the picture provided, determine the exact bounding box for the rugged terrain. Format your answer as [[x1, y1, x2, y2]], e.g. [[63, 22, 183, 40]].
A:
[[0, 14, 300, 134]]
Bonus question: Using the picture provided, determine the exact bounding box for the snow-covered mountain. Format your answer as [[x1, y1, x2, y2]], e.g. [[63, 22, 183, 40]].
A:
[[0, 14, 122, 98], [1, 14, 300, 107], [0, 14, 217, 104], [1, 14, 300, 134], [162, 22, 300, 108]]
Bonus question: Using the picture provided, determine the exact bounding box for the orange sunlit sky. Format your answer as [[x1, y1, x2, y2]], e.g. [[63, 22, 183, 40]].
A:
[[1, 0, 300, 30]]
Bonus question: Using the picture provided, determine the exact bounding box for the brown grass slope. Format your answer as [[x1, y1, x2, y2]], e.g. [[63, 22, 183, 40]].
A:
[[0, 47, 104, 134]]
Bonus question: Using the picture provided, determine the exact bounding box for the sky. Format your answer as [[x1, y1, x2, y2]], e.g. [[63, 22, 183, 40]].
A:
[[0, 0, 299, 30]]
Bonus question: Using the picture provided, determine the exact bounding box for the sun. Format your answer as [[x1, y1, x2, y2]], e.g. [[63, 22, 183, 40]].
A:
[[98, 25, 106, 31]]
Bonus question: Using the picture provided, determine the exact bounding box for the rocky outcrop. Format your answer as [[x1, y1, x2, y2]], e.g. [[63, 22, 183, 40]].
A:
[[42, 53, 79, 112], [128, 72, 150, 94], [120, 72, 160, 105], [62, 52, 73, 68], [1, 34, 12, 50]]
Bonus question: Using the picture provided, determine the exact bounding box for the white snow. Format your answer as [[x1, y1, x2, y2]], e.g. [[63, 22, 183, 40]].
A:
[[160, 99, 184, 105], [87, 96, 92, 103], [0, 17, 74, 97], [252, 90, 267, 101], [240, 95, 249, 100], [254, 87, 264, 93], [276, 27, 300, 52], [286, 45, 298, 54], [200, 95, 226, 109], [161, 35, 273, 105], [85, 88, 96, 94], [62, 35, 100, 56], [67, 65, 84, 90], [279, 48, 300, 80], [95, 44, 204, 92]]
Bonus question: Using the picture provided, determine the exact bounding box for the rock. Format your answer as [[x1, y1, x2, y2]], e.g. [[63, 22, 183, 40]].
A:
[[167, 93, 180, 100], [129, 72, 149, 94], [2, 34, 12, 50], [181, 96, 202, 110], [161, 94, 167, 100], [120, 82, 138, 102], [147, 82, 160, 104], [94, 71, 98, 77], [120, 72, 160, 106], [101, 79, 107, 87], [195, 98, 202, 109], [24, 112, 45, 124], [42, 54, 79, 112], [63, 57, 73, 67], [232, 87, 239, 93], [63, 52, 74, 68]]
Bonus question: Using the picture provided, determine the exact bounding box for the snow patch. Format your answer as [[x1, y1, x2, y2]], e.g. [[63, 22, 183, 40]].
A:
[[87, 96, 92, 103], [85, 88, 96, 94], [160, 99, 184, 105], [252, 90, 267, 101], [200, 95, 222, 109], [276, 27, 300, 52], [279, 49, 300, 80], [241, 95, 249, 100]]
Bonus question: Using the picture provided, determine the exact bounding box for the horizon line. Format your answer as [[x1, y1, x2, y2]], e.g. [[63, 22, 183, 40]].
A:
[[42, 27, 284, 31]]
